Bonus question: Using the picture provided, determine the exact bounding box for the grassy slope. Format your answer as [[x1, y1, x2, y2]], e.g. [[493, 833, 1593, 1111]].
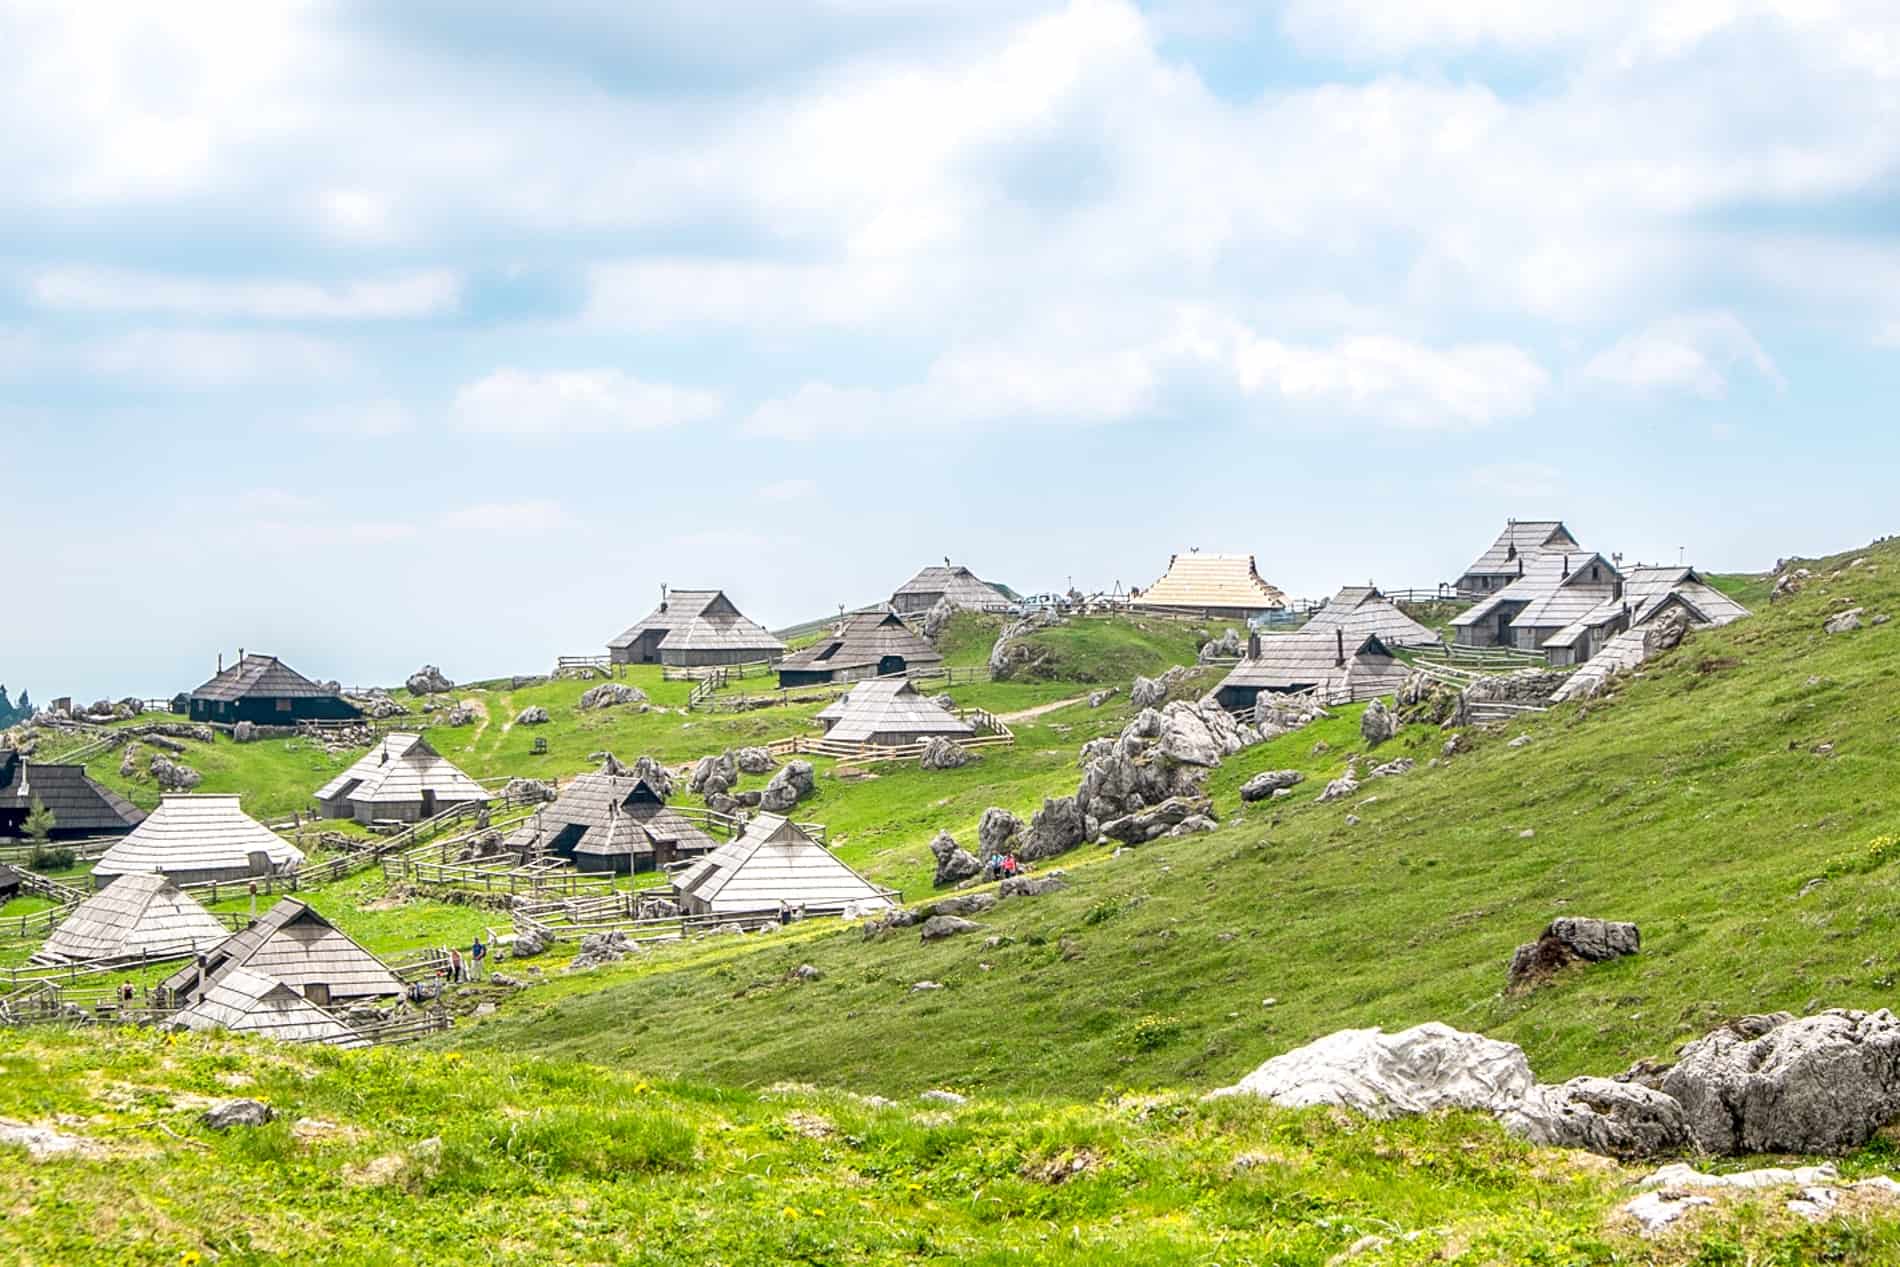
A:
[[6, 1027, 1890, 1267], [454, 544, 1900, 1106], [1002, 613, 1207, 683]]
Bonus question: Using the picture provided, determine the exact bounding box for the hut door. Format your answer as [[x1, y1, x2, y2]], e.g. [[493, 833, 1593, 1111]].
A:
[[878, 655, 906, 677], [420, 789, 438, 819], [306, 982, 331, 1007]]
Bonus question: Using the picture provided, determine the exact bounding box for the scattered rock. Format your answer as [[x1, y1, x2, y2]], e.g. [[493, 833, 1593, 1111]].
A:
[[1099, 795, 1214, 845], [689, 752, 739, 795], [350, 691, 408, 720], [1017, 795, 1088, 861], [578, 683, 648, 710], [1240, 770, 1304, 802], [502, 777, 556, 804], [1508, 917, 1641, 989], [514, 706, 550, 726], [788, 964, 822, 982], [568, 930, 643, 971], [512, 924, 553, 958], [1825, 608, 1865, 635], [1198, 627, 1244, 663], [1507, 734, 1533, 749], [149, 754, 203, 791], [1501, 1077, 1689, 1158], [1000, 872, 1067, 899], [733, 747, 775, 775], [978, 807, 1025, 856], [1087, 689, 1117, 709], [232, 721, 257, 744], [1209, 1023, 1533, 1118], [910, 980, 943, 992], [760, 760, 817, 812], [407, 665, 455, 696], [928, 831, 982, 887], [922, 596, 957, 641], [919, 736, 972, 770], [919, 1089, 967, 1105], [1316, 763, 1359, 804], [924, 892, 996, 918], [1662, 1008, 1900, 1154], [1367, 757, 1414, 779], [1622, 1190, 1715, 1237], [203, 1099, 275, 1130], [1360, 698, 1399, 748], [1130, 666, 1192, 710], [920, 915, 984, 942], [0, 1118, 96, 1159], [445, 705, 477, 727]]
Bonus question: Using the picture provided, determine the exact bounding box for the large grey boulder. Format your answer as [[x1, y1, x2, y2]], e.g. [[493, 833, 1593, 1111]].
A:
[[1209, 1023, 1535, 1118], [513, 706, 550, 726], [923, 595, 957, 642], [407, 665, 455, 696], [1130, 666, 1191, 710], [1017, 795, 1088, 861], [689, 752, 739, 795], [1508, 917, 1641, 989], [733, 747, 775, 775], [928, 831, 982, 887], [512, 924, 553, 958], [1316, 762, 1360, 803], [1157, 700, 1256, 766], [919, 915, 983, 942], [232, 721, 257, 744], [1644, 609, 1691, 655], [627, 754, 673, 796], [445, 705, 477, 727], [203, 1099, 275, 1130], [578, 683, 648, 710], [919, 737, 972, 770], [502, 777, 556, 804], [1198, 628, 1243, 663], [1662, 1009, 1900, 1154], [977, 807, 1024, 856], [923, 892, 996, 918], [1501, 1077, 1690, 1159], [1360, 698, 1399, 748], [1255, 691, 1329, 734], [1240, 770, 1304, 802], [1000, 872, 1067, 899], [1099, 795, 1214, 844], [150, 755, 203, 791], [760, 760, 816, 812], [352, 691, 408, 719], [1825, 608, 1864, 635]]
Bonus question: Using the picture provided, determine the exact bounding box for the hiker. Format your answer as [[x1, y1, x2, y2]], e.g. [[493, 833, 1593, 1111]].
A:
[[1002, 854, 1020, 878], [448, 947, 463, 983], [778, 900, 791, 926], [471, 936, 487, 979], [118, 981, 135, 1008]]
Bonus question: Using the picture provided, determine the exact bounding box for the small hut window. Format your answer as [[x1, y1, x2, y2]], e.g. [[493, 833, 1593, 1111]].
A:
[[276, 699, 292, 713]]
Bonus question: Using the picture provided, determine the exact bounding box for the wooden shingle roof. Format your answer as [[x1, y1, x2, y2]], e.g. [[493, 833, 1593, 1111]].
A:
[[312, 734, 490, 808], [32, 872, 230, 965], [1461, 520, 1582, 579], [189, 654, 340, 703], [0, 761, 146, 832], [501, 770, 718, 862], [673, 814, 893, 915], [891, 565, 1010, 608], [160, 897, 402, 1002], [814, 679, 976, 743], [608, 590, 786, 657], [1131, 552, 1286, 613], [1542, 565, 1751, 651], [93, 795, 304, 883], [172, 966, 367, 1047], [1217, 631, 1409, 702], [778, 610, 944, 676], [1300, 586, 1441, 648]]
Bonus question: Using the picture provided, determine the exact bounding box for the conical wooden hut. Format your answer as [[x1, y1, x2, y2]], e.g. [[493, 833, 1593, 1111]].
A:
[[158, 897, 402, 1009], [91, 795, 304, 890], [1300, 586, 1441, 649], [607, 589, 786, 667], [500, 770, 719, 875], [889, 564, 1010, 615], [313, 733, 490, 824], [0, 751, 145, 840], [171, 966, 367, 1047], [1130, 551, 1286, 619], [813, 679, 976, 745], [186, 653, 361, 725], [673, 814, 894, 917], [31, 872, 230, 966], [1213, 630, 1409, 709], [777, 610, 945, 687]]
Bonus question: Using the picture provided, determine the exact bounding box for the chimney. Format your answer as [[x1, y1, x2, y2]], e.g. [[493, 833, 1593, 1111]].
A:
[[1335, 628, 1346, 667], [660, 582, 669, 613], [1247, 630, 1261, 660], [1561, 556, 1569, 578], [217, 651, 223, 674]]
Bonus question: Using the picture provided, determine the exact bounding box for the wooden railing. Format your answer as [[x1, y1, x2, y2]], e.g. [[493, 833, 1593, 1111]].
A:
[[771, 707, 1015, 765], [555, 655, 612, 678], [512, 894, 900, 946]]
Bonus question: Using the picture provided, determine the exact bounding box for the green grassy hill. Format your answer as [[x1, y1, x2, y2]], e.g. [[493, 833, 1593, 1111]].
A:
[[453, 544, 1900, 1105]]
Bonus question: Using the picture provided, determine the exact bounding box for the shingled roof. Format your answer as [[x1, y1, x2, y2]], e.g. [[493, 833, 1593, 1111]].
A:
[[312, 733, 489, 812], [1300, 586, 1441, 649], [1460, 520, 1583, 581], [1131, 552, 1286, 615], [501, 770, 718, 865], [777, 610, 945, 679], [1541, 564, 1751, 653], [171, 966, 367, 1047], [92, 795, 304, 885], [891, 565, 1011, 610], [0, 759, 145, 833], [1453, 552, 1623, 639], [813, 679, 976, 744], [1216, 631, 1409, 704], [32, 872, 230, 965], [189, 654, 342, 704], [158, 896, 402, 1004], [673, 814, 894, 916], [607, 590, 785, 658]]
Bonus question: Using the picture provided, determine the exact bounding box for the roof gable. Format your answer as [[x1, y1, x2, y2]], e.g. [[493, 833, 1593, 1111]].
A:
[[1132, 552, 1286, 612], [94, 795, 304, 880], [35, 872, 229, 964], [191, 654, 338, 703]]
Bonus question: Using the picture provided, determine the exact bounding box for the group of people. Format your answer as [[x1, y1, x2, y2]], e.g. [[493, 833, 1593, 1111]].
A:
[[776, 900, 808, 926], [984, 852, 1022, 882], [445, 936, 487, 983]]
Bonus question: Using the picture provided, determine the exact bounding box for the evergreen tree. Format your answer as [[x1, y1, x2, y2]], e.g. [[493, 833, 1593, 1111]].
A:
[[22, 797, 55, 844]]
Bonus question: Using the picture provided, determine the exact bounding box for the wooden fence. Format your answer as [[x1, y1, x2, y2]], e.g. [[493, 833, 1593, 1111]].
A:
[[512, 892, 898, 946], [555, 655, 612, 678], [684, 661, 991, 714], [771, 707, 1014, 764]]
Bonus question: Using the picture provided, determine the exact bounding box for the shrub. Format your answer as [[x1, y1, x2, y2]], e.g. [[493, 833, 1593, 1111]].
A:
[[1824, 833, 1900, 879], [27, 843, 75, 872], [1128, 1014, 1183, 1053]]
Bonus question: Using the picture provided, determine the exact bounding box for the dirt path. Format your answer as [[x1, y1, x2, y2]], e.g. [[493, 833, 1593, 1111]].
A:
[[998, 696, 1090, 724], [461, 697, 492, 744]]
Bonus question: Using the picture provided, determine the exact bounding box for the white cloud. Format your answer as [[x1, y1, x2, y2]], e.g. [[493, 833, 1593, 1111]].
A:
[[1582, 312, 1783, 398], [299, 401, 414, 437], [759, 478, 818, 502], [86, 329, 351, 387], [32, 268, 460, 320], [452, 369, 721, 434]]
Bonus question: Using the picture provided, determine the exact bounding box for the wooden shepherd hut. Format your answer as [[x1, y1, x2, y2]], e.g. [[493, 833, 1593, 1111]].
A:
[[813, 679, 976, 746], [1452, 552, 1623, 655], [170, 966, 367, 1048], [0, 750, 146, 840], [501, 768, 718, 875], [187, 653, 362, 725], [31, 872, 230, 966], [889, 564, 1011, 615], [1543, 564, 1753, 672], [607, 589, 786, 668], [1300, 586, 1441, 649], [90, 794, 304, 890], [158, 896, 402, 1008], [673, 813, 895, 918], [312, 733, 490, 824], [1454, 520, 1584, 597], [1213, 630, 1409, 710], [777, 610, 945, 687], [1129, 551, 1286, 619]]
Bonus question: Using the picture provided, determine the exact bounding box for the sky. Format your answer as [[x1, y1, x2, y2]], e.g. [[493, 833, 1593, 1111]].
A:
[[3, 0, 1898, 700]]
